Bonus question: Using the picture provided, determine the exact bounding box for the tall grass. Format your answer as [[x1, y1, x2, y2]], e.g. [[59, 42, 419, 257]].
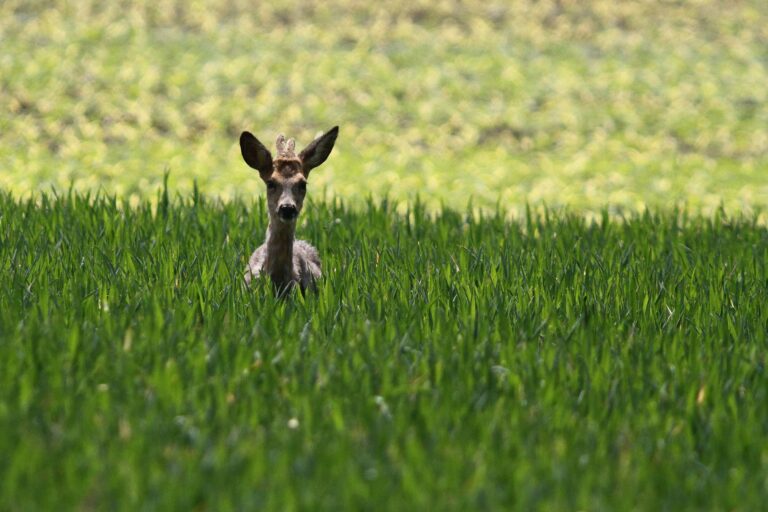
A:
[[1, 190, 766, 510]]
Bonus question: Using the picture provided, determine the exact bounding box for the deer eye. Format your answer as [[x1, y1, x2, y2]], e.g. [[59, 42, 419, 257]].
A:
[[296, 181, 307, 193], [266, 180, 278, 191]]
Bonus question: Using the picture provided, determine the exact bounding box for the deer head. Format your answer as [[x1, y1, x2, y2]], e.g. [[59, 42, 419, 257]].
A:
[[240, 126, 338, 223]]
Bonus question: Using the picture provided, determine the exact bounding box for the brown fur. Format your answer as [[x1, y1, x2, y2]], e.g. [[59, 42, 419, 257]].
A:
[[240, 127, 339, 295]]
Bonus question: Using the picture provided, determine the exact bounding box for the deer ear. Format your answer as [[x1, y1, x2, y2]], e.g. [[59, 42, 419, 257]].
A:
[[240, 131, 273, 178], [299, 126, 339, 175]]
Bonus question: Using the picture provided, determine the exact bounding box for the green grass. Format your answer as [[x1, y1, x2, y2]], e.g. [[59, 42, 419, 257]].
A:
[[1, 190, 766, 510], [2, 0, 767, 215], [4, 1, 767, 509]]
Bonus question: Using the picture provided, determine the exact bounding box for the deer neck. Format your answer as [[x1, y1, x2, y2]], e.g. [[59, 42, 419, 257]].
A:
[[264, 216, 296, 285]]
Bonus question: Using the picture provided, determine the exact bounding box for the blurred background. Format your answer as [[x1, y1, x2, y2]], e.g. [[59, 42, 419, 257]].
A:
[[1, 0, 766, 216]]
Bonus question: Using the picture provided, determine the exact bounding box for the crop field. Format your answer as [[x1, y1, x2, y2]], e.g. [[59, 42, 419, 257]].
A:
[[1, 0, 767, 215], [2, 0, 768, 510], [1, 191, 767, 510]]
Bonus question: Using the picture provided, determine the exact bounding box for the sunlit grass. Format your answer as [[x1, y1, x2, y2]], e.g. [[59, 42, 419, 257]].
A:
[[2, 2, 768, 508], [1, 190, 767, 509]]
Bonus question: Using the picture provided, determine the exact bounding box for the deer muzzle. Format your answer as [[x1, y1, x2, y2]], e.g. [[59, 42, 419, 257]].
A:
[[277, 204, 299, 221]]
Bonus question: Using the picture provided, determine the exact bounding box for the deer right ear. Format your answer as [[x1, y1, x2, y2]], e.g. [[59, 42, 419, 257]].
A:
[[240, 131, 273, 178], [299, 126, 339, 175]]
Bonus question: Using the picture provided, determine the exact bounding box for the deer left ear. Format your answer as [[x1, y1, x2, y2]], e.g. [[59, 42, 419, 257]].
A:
[[299, 126, 339, 176], [240, 131, 273, 179]]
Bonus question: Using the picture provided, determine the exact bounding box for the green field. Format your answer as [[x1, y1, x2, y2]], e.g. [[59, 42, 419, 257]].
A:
[[3, 1, 768, 510], [1, 191, 767, 510], [1, 0, 767, 215]]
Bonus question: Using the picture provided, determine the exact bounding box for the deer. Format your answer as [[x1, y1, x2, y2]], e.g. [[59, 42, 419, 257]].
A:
[[239, 126, 339, 296]]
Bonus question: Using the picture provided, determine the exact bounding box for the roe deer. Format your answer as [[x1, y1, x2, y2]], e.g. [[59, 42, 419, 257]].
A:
[[240, 126, 339, 295]]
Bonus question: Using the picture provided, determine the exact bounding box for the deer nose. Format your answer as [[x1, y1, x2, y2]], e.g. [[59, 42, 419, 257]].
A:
[[277, 204, 298, 220]]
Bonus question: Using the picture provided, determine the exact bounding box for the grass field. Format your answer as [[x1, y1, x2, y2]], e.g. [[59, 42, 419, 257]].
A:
[[3, 0, 768, 510], [1, 190, 767, 510], [2, 0, 767, 214]]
